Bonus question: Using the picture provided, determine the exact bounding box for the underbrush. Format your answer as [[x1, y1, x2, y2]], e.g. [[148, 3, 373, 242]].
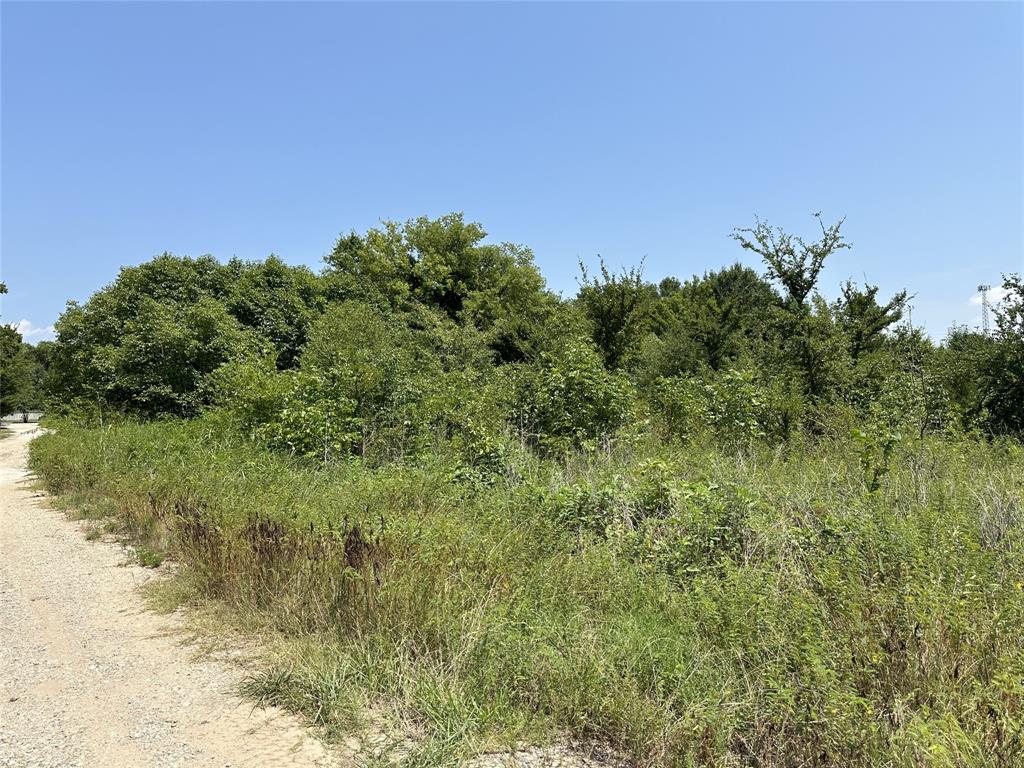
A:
[[29, 419, 1024, 767]]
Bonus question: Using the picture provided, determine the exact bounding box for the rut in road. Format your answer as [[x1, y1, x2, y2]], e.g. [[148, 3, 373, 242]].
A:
[[0, 423, 343, 768]]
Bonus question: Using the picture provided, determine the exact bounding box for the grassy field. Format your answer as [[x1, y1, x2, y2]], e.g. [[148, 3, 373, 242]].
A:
[[29, 419, 1024, 767]]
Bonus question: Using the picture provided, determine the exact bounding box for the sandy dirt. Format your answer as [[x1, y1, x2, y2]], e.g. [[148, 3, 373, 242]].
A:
[[0, 423, 342, 768]]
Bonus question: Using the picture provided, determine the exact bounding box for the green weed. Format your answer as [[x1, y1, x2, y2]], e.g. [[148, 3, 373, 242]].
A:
[[135, 546, 165, 568]]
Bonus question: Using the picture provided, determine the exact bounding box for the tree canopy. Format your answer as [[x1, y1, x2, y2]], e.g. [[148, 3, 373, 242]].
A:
[[31, 211, 1021, 444]]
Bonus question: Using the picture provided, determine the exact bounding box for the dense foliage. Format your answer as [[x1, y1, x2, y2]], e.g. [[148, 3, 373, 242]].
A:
[[16, 213, 1024, 765], [0, 282, 48, 415], [29, 212, 1021, 441]]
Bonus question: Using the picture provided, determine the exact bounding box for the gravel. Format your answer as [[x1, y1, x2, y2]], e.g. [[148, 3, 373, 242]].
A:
[[0, 424, 340, 768]]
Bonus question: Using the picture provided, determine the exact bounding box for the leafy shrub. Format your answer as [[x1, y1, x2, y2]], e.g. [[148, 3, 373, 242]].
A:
[[614, 480, 755, 578], [508, 339, 633, 453], [546, 460, 755, 578], [260, 369, 361, 459], [206, 355, 291, 432], [851, 425, 900, 493], [653, 368, 772, 446]]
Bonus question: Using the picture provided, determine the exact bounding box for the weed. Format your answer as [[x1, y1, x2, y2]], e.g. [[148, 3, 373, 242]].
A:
[[135, 546, 165, 568]]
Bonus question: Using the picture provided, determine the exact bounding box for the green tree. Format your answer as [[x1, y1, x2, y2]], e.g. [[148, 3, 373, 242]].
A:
[[0, 283, 38, 416], [769, 295, 852, 403], [302, 302, 436, 455], [224, 255, 324, 369], [0, 326, 30, 416], [732, 213, 850, 308], [323, 223, 411, 311], [576, 259, 655, 369], [509, 337, 633, 452], [303, 303, 420, 405], [926, 326, 992, 432], [835, 281, 909, 362], [732, 215, 852, 403], [640, 263, 779, 379], [981, 274, 1024, 433], [324, 214, 553, 362], [49, 293, 258, 418], [45, 254, 322, 417]]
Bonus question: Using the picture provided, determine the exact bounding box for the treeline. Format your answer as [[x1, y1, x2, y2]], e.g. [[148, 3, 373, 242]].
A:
[[38, 212, 1023, 452], [0, 282, 50, 415]]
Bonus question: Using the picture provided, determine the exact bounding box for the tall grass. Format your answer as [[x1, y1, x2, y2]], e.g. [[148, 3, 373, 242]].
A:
[[29, 419, 1024, 766]]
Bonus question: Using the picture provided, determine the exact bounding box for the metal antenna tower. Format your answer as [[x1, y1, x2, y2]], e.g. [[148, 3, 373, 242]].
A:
[[978, 284, 992, 335]]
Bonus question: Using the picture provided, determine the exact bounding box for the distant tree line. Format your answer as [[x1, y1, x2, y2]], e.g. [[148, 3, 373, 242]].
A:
[[10, 213, 1023, 452], [0, 282, 50, 416]]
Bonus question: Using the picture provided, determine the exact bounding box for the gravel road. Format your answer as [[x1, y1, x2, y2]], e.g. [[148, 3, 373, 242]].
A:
[[0, 424, 342, 768]]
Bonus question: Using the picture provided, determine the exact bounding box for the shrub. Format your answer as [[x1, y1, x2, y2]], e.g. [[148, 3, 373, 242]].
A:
[[653, 368, 774, 446], [508, 339, 633, 453]]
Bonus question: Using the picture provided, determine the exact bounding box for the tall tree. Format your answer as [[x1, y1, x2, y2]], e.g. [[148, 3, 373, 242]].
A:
[[46, 256, 264, 417], [646, 263, 780, 373], [933, 325, 996, 431], [224, 255, 324, 369], [0, 327, 29, 416], [576, 259, 655, 369], [731, 215, 852, 401], [732, 214, 850, 308], [0, 282, 31, 415], [324, 214, 553, 362], [981, 274, 1024, 433], [835, 281, 909, 361]]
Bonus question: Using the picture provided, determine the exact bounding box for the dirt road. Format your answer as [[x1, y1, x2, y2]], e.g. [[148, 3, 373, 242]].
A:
[[0, 424, 341, 768]]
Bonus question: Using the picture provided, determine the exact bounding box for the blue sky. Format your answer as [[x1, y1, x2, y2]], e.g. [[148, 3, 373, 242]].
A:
[[2, 1, 1021, 341]]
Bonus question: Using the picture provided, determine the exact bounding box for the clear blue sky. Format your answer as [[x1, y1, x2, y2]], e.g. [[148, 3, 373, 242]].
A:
[[2, 1, 1022, 341]]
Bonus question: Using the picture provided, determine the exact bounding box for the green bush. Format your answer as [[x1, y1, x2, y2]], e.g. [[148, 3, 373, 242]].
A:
[[508, 339, 633, 453], [653, 368, 778, 446]]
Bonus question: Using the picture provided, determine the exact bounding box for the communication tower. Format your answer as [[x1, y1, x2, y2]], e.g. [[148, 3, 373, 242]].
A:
[[978, 284, 992, 335]]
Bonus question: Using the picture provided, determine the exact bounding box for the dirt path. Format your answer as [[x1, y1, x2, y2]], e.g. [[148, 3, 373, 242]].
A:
[[0, 424, 342, 768]]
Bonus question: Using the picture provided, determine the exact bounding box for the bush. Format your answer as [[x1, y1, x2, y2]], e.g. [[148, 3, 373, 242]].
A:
[[507, 339, 633, 453], [653, 368, 778, 446]]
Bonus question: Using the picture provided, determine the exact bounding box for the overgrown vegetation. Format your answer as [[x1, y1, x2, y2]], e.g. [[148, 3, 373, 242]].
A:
[[0, 281, 49, 416], [19, 213, 1024, 765]]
